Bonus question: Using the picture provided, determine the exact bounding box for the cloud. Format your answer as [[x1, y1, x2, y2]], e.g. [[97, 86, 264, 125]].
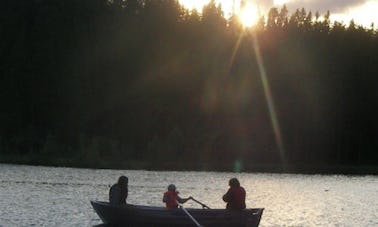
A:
[[274, 0, 370, 14], [244, 0, 377, 28], [251, 0, 274, 10]]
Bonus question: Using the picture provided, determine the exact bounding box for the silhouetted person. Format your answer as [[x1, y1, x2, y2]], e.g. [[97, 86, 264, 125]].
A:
[[163, 184, 192, 209], [223, 178, 246, 210], [109, 175, 128, 205]]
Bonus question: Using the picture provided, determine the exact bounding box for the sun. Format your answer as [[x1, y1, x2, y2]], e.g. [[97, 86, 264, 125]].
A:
[[238, 3, 259, 27], [178, 0, 260, 27]]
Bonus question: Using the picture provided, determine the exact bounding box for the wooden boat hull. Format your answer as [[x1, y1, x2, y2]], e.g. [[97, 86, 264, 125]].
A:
[[91, 201, 263, 226]]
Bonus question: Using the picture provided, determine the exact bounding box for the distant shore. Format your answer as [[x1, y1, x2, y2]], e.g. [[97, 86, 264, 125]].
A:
[[1, 154, 377, 175]]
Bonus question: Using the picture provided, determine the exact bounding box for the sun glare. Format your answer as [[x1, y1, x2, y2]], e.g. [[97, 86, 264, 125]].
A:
[[273, 0, 290, 5], [178, 0, 211, 13], [179, 0, 259, 28], [239, 4, 259, 27]]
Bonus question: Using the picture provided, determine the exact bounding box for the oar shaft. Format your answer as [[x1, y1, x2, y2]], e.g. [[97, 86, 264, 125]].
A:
[[180, 205, 202, 227], [191, 198, 210, 209]]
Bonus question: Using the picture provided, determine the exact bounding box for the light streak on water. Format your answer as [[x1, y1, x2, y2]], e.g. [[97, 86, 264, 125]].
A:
[[1, 164, 378, 226]]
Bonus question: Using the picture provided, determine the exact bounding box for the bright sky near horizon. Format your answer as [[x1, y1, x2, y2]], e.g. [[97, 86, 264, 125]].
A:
[[179, 0, 378, 28]]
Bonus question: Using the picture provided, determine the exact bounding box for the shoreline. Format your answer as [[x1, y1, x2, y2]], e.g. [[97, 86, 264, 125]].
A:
[[1, 156, 377, 175]]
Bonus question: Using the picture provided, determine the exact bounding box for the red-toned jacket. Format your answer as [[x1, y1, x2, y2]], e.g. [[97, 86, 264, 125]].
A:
[[163, 191, 179, 208], [222, 186, 246, 210]]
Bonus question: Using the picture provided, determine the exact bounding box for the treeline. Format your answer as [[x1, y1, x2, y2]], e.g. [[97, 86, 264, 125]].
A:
[[1, 0, 377, 173]]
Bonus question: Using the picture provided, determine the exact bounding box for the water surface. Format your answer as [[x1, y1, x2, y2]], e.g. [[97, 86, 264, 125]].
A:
[[0, 164, 377, 226]]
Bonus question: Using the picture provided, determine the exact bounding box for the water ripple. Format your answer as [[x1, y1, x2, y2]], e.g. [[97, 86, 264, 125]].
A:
[[0, 164, 377, 226]]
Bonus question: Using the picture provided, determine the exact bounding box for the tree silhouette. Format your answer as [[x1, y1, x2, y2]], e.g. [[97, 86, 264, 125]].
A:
[[0, 0, 377, 173]]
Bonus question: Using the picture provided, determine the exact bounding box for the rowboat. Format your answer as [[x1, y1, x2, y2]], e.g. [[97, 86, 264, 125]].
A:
[[91, 201, 263, 226]]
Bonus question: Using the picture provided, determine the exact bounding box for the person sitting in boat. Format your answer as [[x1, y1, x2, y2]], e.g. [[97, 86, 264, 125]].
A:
[[222, 178, 246, 210], [109, 175, 128, 205], [163, 184, 192, 209]]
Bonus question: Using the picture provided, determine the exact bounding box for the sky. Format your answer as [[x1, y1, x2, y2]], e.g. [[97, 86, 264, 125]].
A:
[[179, 0, 378, 28]]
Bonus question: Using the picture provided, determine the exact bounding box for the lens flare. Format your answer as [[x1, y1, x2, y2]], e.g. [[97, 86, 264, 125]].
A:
[[251, 32, 287, 169], [233, 160, 243, 172], [239, 4, 259, 27], [273, 0, 290, 5]]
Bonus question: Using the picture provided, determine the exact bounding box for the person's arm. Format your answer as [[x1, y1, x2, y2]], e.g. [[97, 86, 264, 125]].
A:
[[222, 188, 232, 202], [177, 196, 193, 204], [163, 194, 168, 203], [109, 185, 121, 205], [121, 188, 128, 204]]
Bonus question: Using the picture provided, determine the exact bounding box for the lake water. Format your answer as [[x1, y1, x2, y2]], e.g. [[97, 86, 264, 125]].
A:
[[0, 164, 377, 226]]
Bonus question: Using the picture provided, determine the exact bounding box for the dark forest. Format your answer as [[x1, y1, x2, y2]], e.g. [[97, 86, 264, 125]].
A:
[[1, 0, 378, 174]]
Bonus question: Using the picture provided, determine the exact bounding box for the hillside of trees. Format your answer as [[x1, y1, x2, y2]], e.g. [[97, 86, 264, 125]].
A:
[[1, 0, 377, 174]]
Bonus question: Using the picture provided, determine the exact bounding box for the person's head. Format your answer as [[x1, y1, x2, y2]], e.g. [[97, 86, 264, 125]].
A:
[[229, 178, 240, 187], [118, 175, 128, 187], [167, 184, 176, 192]]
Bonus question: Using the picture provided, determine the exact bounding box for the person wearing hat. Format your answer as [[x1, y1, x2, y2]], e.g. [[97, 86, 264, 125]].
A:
[[163, 184, 192, 209], [222, 178, 246, 210], [109, 175, 128, 205]]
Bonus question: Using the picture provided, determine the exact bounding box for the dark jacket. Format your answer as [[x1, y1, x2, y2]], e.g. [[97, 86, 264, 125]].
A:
[[222, 186, 246, 210], [109, 183, 128, 205]]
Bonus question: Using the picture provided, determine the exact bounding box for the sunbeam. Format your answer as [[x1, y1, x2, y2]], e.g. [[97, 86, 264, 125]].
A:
[[225, 27, 287, 170], [250, 31, 287, 169], [226, 33, 244, 78]]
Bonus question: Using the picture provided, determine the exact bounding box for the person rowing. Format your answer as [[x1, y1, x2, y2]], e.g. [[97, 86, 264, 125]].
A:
[[163, 184, 192, 209]]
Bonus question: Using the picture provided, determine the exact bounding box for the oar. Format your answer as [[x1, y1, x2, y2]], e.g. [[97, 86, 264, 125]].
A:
[[177, 201, 203, 227], [191, 197, 210, 209]]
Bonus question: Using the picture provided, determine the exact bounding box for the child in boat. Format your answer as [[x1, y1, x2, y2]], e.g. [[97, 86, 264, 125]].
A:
[[163, 184, 192, 209]]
